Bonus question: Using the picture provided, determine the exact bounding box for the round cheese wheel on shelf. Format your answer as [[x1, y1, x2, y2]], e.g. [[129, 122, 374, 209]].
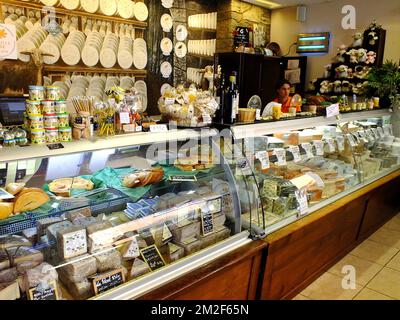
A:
[[61, 0, 80, 10], [100, 47, 117, 68], [118, 0, 134, 19], [41, 0, 60, 6], [81, 0, 99, 13], [100, 0, 117, 16]]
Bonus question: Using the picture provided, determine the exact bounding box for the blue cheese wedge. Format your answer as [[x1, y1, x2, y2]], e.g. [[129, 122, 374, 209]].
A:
[[57, 226, 88, 260]]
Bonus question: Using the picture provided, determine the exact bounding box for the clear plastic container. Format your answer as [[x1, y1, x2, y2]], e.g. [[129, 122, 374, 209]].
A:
[[28, 85, 45, 101], [46, 86, 61, 101], [55, 100, 67, 114], [26, 100, 42, 116], [30, 129, 46, 144], [44, 113, 59, 129], [45, 128, 59, 143], [42, 100, 55, 114], [29, 114, 44, 130], [58, 126, 72, 142], [57, 113, 69, 128]]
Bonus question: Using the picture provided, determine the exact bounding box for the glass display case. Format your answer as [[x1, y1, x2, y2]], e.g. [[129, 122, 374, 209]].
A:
[[0, 129, 254, 300], [228, 109, 400, 235]]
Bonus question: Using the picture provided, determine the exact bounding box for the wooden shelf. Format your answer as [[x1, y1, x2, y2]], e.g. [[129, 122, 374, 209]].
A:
[[188, 27, 217, 33], [44, 64, 147, 77], [1, 0, 147, 29], [187, 53, 215, 61]]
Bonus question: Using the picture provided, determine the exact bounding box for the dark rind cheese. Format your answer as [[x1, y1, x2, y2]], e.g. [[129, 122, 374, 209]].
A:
[[94, 249, 122, 273], [59, 254, 97, 283], [46, 221, 73, 244], [36, 217, 63, 237]]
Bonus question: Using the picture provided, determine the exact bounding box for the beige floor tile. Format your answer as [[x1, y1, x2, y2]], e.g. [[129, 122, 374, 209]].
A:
[[350, 239, 399, 265], [353, 287, 394, 300], [328, 254, 383, 286], [366, 267, 400, 300], [292, 294, 311, 300], [369, 227, 400, 249], [383, 216, 400, 232], [301, 272, 362, 300], [387, 252, 400, 271]]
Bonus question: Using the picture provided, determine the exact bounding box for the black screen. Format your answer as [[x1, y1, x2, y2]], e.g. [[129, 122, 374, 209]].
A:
[[0, 96, 26, 126]]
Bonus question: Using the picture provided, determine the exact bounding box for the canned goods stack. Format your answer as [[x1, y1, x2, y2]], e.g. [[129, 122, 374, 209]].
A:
[[26, 85, 72, 144]]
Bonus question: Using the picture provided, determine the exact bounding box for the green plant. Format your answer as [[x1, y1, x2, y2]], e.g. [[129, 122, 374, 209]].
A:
[[366, 60, 400, 106]]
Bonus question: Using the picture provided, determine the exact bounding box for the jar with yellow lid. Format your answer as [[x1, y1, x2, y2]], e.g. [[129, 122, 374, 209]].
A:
[[46, 86, 61, 101], [59, 127, 72, 142], [30, 129, 46, 144], [29, 114, 44, 130]]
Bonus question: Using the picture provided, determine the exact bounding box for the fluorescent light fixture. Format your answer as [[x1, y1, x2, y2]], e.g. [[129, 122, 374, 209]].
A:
[[242, 0, 281, 9], [298, 36, 327, 41], [298, 45, 326, 49]]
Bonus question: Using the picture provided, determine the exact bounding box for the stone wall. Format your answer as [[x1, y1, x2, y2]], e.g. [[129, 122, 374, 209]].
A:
[[217, 0, 271, 52]]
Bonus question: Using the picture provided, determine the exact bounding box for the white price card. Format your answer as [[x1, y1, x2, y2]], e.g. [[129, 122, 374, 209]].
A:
[[336, 135, 345, 151], [366, 129, 375, 141], [326, 138, 336, 153], [255, 151, 270, 169], [377, 127, 384, 138], [325, 103, 340, 118], [119, 112, 130, 124], [389, 124, 394, 136], [295, 187, 309, 217], [288, 145, 302, 163], [346, 134, 357, 147], [301, 143, 314, 158], [273, 148, 287, 166], [383, 125, 390, 136], [202, 114, 212, 124], [150, 124, 168, 133], [236, 157, 252, 176], [313, 140, 324, 156], [0, 24, 17, 60], [256, 109, 261, 120], [164, 97, 175, 105], [358, 130, 366, 138]]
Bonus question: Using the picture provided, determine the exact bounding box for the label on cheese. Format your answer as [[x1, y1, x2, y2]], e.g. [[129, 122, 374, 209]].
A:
[[273, 148, 287, 166], [346, 134, 357, 147], [295, 187, 309, 217], [336, 135, 345, 151], [301, 143, 314, 159], [326, 138, 336, 153], [288, 145, 301, 163], [313, 140, 324, 156], [123, 236, 140, 259], [255, 151, 270, 169]]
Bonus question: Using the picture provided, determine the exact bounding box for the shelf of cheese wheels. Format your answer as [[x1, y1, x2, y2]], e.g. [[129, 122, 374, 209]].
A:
[[0, 138, 245, 300]]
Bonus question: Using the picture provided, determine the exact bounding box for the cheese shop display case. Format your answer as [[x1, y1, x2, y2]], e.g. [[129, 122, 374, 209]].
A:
[[0, 130, 256, 300], [228, 109, 400, 236]]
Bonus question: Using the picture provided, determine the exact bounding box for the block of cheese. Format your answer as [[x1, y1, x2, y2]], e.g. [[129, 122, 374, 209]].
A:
[[13, 190, 50, 214], [213, 213, 226, 229], [0, 202, 14, 220], [0, 281, 20, 300], [197, 232, 217, 249], [120, 237, 140, 260], [59, 254, 97, 283], [94, 249, 122, 273], [46, 220, 73, 244], [0, 235, 32, 250], [0, 267, 18, 283], [169, 220, 201, 242], [87, 221, 123, 253], [57, 226, 88, 260], [167, 243, 185, 263], [5, 183, 25, 195], [130, 258, 151, 279], [64, 278, 94, 300], [72, 216, 97, 228], [0, 247, 43, 271], [65, 207, 92, 222], [139, 229, 155, 246], [36, 217, 63, 237], [22, 228, 37, 244], [173, 237, 201, 255], [16, 260, 42, 274], [23, 262, 58, 291]]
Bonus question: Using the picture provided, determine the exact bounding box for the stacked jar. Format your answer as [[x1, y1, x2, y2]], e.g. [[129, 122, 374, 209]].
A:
[[26, 85, 72, 143]]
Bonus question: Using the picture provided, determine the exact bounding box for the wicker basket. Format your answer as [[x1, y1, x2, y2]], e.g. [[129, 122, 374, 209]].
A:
[[238, 108, 256, 123]]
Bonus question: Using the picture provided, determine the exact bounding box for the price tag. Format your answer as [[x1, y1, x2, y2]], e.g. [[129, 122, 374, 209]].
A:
[[201, 209, 214, 235], [326, 138, 336, 153], [92, 269, 125, 295], [256, 109, 261, 120], [119, 112, 130, 124], [47, 143, 64, 150], [136, 126, 142, 132], [295, 187, 309, 217], [288, 146, 302, 162], [377, 127, 384, 138], [168, 175, 197, 182], [346, 134, 357, 147], [27, 280, 59, 300], [301, 143, 314, 158], [140, 245, 166, 271], [313, 140, 324, 156], [383, 125, 390, 136], [336, 135, 345, 151], [255, 151, 270, 169], [236, 157, 252, 176], [150, 124, 168, 133], [358, 130, 366, 138], [326, 103, 340, 118], [273, 148, 287, 166], [202, 114, 212, 124], [164, 97, 175, 105]]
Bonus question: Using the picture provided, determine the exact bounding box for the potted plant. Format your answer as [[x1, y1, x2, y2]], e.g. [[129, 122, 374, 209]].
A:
[[366, 60, 400, 108]]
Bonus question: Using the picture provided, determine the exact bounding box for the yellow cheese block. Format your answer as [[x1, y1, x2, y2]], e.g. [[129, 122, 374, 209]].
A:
[[18, 188, 47, 197], [13, 191, 50, 214], [5, 183, 26, 196], [0, 203, 14, 220]]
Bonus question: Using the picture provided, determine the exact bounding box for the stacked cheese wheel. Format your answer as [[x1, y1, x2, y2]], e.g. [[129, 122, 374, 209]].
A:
[[133, 38, 147, 70], [86, 76, 106, 101], [100, 33, 119, 68], [82, 31, 104, 67], [117, 35, 133, 69], [120, 76, 135, 90], [117, 0, 135, 19], [61, 30, 85, 66], [134, 80, 147, 112], [40, 33, 66, 65], [17, 27, 48, 62], [60, 0, 80, 10]]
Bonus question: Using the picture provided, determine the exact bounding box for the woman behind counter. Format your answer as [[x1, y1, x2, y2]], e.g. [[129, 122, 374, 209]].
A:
[[273, 80, 302, 113]]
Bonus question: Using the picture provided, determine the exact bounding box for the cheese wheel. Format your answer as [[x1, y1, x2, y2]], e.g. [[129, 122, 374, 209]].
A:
[[99, 0, 117, 16], [5, 183, 26, 196], [82, 45, 100, 67], [61, 0, 80, 10], [81, 0, 99, 13], [13, 191, 50, 214], [118, 0, 134, 19], [61, 44, 81, 65], [0, 203, 14, 220]]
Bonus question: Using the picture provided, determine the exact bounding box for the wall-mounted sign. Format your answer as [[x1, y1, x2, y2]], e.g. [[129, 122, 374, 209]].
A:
[[234, 27, 250, 47], [0, 24, 17, 60], [296, 32, 330, 54]]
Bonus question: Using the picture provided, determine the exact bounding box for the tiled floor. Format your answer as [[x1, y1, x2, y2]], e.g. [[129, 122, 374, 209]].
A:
[[293, 212, 400, 300]]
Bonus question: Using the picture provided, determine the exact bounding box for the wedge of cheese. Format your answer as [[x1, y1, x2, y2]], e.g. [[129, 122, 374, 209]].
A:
[[0, 203, 14, 220], [5, 183, 25, 196], [13, 191, 50, 214]]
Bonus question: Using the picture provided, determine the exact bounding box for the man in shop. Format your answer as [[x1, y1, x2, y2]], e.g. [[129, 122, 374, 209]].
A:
[[273, 79, 301, 113]]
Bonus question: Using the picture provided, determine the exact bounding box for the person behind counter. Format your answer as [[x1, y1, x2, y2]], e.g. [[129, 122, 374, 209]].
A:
[[273, 80, 301, 113]]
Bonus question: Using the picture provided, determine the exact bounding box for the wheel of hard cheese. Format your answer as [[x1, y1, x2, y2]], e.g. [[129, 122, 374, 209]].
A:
[[81, 0, 99, 13], [82, 45, 100, 67], [41, 0, 60, 6], [61, 0, 81, 10], [100, 0, 117, 16], [118, 0, 134, 19], [100, 47, 117, 68]]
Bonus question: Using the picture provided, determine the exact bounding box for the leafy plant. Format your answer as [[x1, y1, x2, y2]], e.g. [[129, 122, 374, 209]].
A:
[[366, 60, 400, 106]]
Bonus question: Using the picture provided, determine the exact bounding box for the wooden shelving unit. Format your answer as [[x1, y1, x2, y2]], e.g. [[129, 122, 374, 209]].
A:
[[186, 53, 214, 61], [44, 64, 147, 77]]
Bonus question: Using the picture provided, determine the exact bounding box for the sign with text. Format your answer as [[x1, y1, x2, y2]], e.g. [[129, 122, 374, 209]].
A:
[[201, 209, 214, 236], [234, 27, 250, 46], [150, 124, 168, 133], [27, 280, 59, 300], [288, 145, 302, 162], [168, 175, 197, 182], [140, 245, 166, 271], [325, 103, 340, 118], [255, 151, 270, 169], [0, 24, 17, 60], [274, 148, 287, 166], [93, 269, 125, 295], [295, 187, 309, 217], [301, 143, 314, 158], [313, 140, 324, 156]]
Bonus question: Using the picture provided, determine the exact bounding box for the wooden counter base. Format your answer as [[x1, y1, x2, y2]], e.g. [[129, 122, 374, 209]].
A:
[[260, 170, 400, 300]]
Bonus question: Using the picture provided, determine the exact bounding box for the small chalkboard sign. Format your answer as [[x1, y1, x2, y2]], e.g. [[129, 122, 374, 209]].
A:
[[47, 143, 64, 150], [93, 269, 125, 295], [140, 245, 166, 271], [27, 280, 59, 300], [201, 210, 214, 236], [234, 27, 250, 47]]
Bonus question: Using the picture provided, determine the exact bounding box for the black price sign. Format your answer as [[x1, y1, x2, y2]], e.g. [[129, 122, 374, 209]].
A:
[[47, 143, 64, 150], [140, 245, 166, 271], [201, 210, 214, 235], [28, 280, 59, 300], [234, 27, 250, 46], [93, 269, 125, 295]]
